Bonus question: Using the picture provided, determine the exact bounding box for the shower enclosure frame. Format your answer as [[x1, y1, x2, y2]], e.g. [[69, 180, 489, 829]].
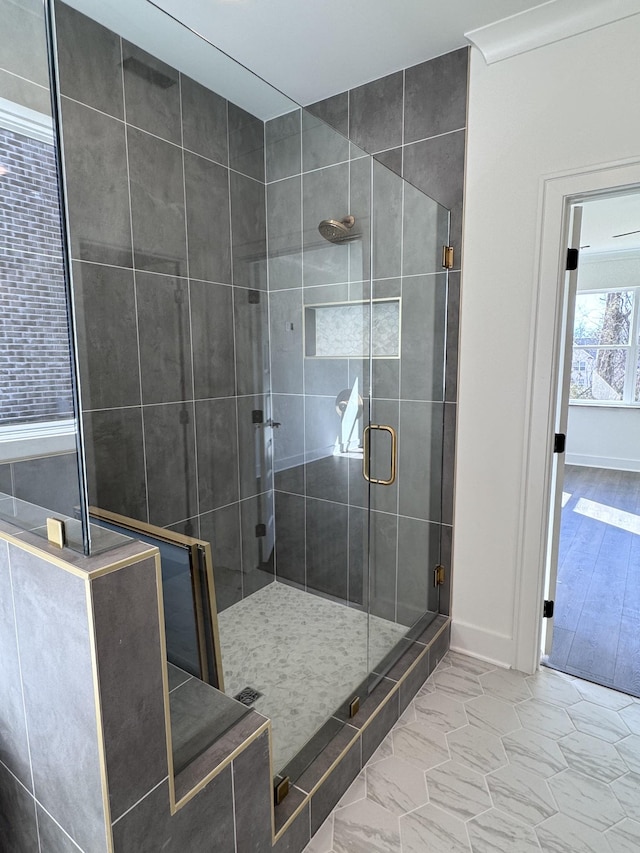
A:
[[44, 0, 453, 802]]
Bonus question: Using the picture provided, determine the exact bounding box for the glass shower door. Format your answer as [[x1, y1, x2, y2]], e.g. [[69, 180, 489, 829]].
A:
[[366, 159, 450, 679]]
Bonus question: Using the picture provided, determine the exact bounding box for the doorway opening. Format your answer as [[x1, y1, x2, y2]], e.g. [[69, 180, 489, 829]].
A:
[[542, 189, 640, 696]]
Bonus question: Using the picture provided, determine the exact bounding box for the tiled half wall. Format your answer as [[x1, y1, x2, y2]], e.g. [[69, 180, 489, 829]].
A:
[[0, 519, 449, 853]]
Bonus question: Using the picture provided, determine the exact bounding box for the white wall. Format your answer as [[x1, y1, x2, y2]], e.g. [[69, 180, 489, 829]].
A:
[[567, 404, 640, 471], [453, 16, 640, 669]]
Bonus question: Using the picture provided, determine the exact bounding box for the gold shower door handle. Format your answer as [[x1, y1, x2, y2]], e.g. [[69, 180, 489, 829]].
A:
[[363, 424, 397, 485]]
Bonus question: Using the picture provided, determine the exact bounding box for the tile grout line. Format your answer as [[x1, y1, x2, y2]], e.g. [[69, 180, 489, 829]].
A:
[[226, 99, 245, 599], [119, 35, 150, 527], [178, 70, 201, 541], [111, 775, 168, 827]]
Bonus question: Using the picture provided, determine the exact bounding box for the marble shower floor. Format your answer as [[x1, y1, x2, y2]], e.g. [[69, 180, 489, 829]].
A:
[[305, 650, 640, 853], [217, 582, 407, 773]]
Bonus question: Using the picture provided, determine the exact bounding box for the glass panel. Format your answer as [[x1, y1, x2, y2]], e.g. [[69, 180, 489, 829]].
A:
[[570, 346, 627, 401], [0, 0, 88, 551], [367, 159, 449, 679], [49, 0, 452, 792], [571, 291, 634, 402], [268, 122, 374, 778], [573, 290, 633, 346], [91, 512, 250, 773]]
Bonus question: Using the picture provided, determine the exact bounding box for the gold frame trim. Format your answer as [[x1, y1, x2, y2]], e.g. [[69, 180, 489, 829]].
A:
[[86, 579, 115, 853], [0, 524, 157, 580], [89, 507, 224, 692]]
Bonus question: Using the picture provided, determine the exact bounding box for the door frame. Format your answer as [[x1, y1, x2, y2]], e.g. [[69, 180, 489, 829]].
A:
[[542, 204, 582, 657], [513, 157, 640, 675]]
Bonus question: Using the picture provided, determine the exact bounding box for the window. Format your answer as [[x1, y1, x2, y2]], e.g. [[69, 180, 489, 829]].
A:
[[570, 288, 640, 404]]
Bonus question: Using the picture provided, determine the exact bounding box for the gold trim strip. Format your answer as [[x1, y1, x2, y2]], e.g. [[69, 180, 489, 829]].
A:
[[171, 719, 271, 814], [155, 552, 178, 816], [85, 580, 115, 853], [89, 506, 203, 548], [202, 541, 225, 694], [89, 507, 224, 690], [86, 549, 159, 580], [0, 525, 157, 580]]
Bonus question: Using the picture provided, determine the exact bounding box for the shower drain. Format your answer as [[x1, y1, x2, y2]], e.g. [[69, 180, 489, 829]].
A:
[[234, 686, 263, 706]]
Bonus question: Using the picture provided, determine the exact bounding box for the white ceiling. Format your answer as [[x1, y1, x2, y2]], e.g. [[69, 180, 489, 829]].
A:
[[580, 193, 640, 255], [68, 0, 640, 118], [147, 0, 542, 105]]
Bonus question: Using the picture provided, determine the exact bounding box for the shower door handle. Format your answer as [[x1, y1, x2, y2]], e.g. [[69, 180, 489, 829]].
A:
[[363, 424, 397, 485]]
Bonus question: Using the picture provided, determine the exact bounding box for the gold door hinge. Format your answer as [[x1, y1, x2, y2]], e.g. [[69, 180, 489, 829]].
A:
[[349, 696, 360, 718], [434, 565, 446, 587], [442, 245, 454, 270]]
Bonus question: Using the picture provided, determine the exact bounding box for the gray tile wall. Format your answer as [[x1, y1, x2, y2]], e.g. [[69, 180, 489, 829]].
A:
[[297, 50, 468, 616], [0, 524, 450, 853], [0, 0, 51, 114], [266, 48, 467, 622], [0, 540, 108, 852], [54, 1, 274, 610]]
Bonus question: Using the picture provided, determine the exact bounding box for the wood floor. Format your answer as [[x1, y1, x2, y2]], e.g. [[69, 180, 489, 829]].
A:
[[544, 464, 640, 697]]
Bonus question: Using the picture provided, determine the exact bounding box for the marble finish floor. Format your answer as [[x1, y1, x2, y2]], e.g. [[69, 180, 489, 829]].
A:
[[217, 581, 408, 773], [305, 650, 640, 853]]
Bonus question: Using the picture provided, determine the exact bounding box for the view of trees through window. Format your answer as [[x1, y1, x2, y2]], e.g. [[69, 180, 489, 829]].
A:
[[570, 288, 640, 403]]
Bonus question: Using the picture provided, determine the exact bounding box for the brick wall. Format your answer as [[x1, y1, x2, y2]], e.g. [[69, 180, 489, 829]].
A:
[[0, 127, 73, 423]]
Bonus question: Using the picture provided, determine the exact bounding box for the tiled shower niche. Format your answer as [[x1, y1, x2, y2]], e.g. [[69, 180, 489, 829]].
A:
[[305, 298, 401, 358]]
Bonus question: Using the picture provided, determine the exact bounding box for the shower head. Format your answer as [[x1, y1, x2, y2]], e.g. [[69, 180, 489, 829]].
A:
[[318, 215, 356, 243]]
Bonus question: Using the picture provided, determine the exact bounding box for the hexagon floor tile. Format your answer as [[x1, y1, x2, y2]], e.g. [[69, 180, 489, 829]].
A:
[[465, 694, 521, 737], [426, 760, 492, 821], [479, 667, 532, 704], [558, 730, 628, 782], [619, 703, 640, 735], [447, 724, 508, 774], [502, 727, 567, 778], [467, 808, 541, 853], [302, 652, 640, 853], [536, 813, 614, 853], [366, 756, 428, 816], [413, 690, 468, 733], [433, 666, 483, 701], [486, 764, 557, 826], [605, 818, 640, 853], [567, 701, 631, 744], [548, 768, 624, 832], [333, 799, 400, 853], [515, 698, 575, 740], [400, 804, 471, 853], [525, 671, 582, 708], [611, 772, 640, 823], [391, 721, 449, 770]]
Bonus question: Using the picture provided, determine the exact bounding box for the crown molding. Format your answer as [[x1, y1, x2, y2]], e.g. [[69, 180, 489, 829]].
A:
[[465, 0, 640, 65]]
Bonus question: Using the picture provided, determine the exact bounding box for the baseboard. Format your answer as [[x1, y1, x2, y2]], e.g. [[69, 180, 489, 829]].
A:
[[566, 453, 640, 473], [450, 619, 514, 669]]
